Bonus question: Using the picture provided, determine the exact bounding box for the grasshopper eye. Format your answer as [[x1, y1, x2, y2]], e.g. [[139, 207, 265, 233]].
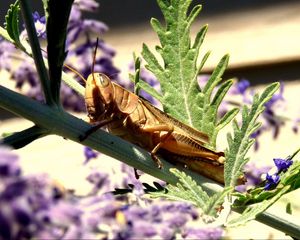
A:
[[97, 73, 109, 87]]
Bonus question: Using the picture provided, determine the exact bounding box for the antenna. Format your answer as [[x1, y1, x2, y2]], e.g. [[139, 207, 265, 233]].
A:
[[64, 64, 87, 83], [41, 47, 87, 84], [92, 38, 99, 82]]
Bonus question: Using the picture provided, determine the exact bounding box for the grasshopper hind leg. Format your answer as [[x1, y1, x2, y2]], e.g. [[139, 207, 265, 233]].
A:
[[142, 124, 174, 169]]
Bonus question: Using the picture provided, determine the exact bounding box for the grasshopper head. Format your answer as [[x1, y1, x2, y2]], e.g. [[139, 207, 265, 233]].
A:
[[85, 73, 114, 122]]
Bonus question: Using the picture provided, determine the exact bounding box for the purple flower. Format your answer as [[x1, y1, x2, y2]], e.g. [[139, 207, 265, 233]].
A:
[[1, 0, 120, 112], [0, 147, 21, 177], [117, 201, 211, 240], [273, 158, 293, 173], [0, 40, 16, 71], [83, 146, 99, 164], [230, 79, 250, 95], [236, 163, 271, 192], [264, 173, 280, 190], [20, 11, 46, 39], [73, 0, 99, 11], [86, 170, 110, 194], [182, 227, 223, 240], [0, 147, 225, 239], [264, 157, 293, 190], [12, 60, 39, 89]]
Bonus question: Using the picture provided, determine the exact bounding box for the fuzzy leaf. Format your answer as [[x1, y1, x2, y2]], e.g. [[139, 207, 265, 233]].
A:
[[204, 187, 233, 217], [203, 55, 229, 97], [149, 168, 210, 210], [227, 185, 290, 227], [132, 54, 141, 95], [4, 0, 24, 50], [141, 0, 234, 149], [148, 168, 230, 216], [225, 82, 280, 187], [217, 108, 239, 130], [129, 73, 163, 102]]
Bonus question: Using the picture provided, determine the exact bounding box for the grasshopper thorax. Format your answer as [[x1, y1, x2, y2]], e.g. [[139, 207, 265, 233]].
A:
[[85, 72, 114, 122]]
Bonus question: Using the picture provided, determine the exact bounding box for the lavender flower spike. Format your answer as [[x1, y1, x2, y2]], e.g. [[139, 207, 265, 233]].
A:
[[264, 173, 280, 190], [273, 158, 293, 174]]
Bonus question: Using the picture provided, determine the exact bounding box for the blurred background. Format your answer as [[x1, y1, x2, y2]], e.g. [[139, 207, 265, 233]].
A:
[[1, 0, 300, 83], [1, 1, 300, 238]]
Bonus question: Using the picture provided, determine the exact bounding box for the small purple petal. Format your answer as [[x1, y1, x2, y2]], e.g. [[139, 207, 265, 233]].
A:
[[13, 207, 31, 226], [166, 214, 188, 228], [0, 211, 11, 240], [231, 79, 250, 95], [82, 20, 109, 35], [74, 0, 99, 11], [182, 227, 223, 240], [1, 180, 27, 200], [264, 173, 280, 190], [83, 147, 99, 164], [273, 158, 293, 173], [132, 222, 157, 238]]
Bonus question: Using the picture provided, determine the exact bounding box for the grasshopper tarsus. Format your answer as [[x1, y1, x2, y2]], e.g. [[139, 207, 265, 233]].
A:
[[79, 118, 115, 142], [151, 153, 163, 169]]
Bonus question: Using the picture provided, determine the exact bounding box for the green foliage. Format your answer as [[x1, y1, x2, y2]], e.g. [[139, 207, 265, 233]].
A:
[[233, 161, 300, 207], [138, 0, 238, 148], [4, 0, 25, 51], [227, 185, 290, 227], [132, 54, 141, 95], [229, 160, 300, 227], [148, 168, 232, 217], [45, 0, 74, 104], [224, 82, 280, 187]]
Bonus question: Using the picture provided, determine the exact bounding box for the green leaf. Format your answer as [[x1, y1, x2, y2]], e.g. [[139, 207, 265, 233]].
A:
[[286, 202, 292, 215], [132, 54, 141, 95], [230, 160, 300, 226], [46, 0, 74, 105], [203, 55, 229, 97], [228, 185, 290, 227], [148, 168, 231, 216], [140, 0, 234, 149], [204, 186, 233, 216], [149, 168, 210, 210], [225, 82, 280, 187], [217, 107, 239, 130], [4, 0, 25, 50], [129, 73, 163, 102]]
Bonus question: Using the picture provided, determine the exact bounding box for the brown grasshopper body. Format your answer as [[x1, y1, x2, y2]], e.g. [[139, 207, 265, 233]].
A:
[[85, 73, 225, 184]]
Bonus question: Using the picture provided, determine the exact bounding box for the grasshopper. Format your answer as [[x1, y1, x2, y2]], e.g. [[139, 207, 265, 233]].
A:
[[67, 39, 227, 184], [84, 72, 226, 184]]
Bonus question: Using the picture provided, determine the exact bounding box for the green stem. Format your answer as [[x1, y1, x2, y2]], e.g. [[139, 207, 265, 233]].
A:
[[19, 0, 55, 106], [0, 84, 222, 195], [1, 125, 49, 149], [234, 207, 300, 239], [290, 147, 300, 160]]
